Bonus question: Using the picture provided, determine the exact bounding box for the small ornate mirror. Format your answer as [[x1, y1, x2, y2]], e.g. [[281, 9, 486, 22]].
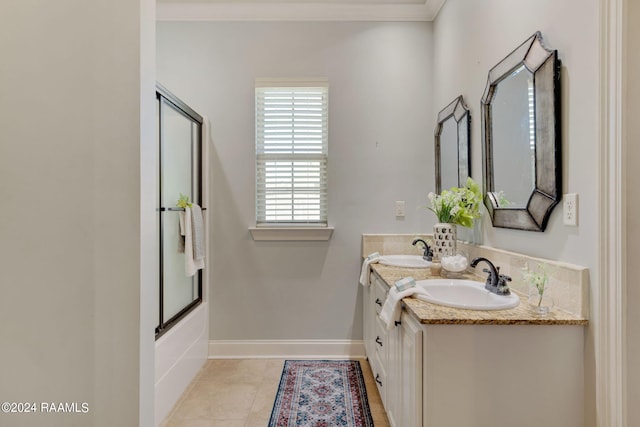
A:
[[435, 95, 471, 193], [481, 31, 561, 231]]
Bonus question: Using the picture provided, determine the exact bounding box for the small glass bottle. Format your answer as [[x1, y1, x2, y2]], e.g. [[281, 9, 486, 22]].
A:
[[430, 257, 442, 276]]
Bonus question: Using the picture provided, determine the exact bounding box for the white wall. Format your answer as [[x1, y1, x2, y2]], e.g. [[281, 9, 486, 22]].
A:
[[625, 0, 639, 423], [157, 22, 434, 342], [0, 1, 154, 426], [432, 1, 599, 425]]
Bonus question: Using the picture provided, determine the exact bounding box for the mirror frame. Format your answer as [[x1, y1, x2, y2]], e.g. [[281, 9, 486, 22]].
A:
[[434, 95, 471, 194], [481, 31, 561, 232]]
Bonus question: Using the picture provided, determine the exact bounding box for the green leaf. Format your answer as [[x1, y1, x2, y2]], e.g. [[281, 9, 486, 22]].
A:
[[427, 178, 482, 227], [177, 193, 192, 209]]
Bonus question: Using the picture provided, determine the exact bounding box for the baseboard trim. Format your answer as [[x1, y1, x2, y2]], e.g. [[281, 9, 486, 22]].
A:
[[208, 339, 365, 359]]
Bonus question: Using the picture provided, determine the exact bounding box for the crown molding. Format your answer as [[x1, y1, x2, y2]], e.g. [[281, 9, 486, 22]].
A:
[[157, 0, 446, 21]]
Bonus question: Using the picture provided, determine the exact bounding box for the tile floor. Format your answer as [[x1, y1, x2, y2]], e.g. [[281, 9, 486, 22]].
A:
[[161, 358, 390, 427]]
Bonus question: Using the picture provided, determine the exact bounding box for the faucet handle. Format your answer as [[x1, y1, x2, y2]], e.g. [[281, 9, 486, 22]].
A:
[[496, 273, 512, 295]]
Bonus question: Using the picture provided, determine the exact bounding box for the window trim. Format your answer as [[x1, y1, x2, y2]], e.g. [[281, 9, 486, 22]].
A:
[[252, 79, 331, 240], [248, 226, 334, 241]]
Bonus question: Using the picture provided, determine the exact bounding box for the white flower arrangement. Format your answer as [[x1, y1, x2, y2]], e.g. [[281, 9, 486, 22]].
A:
[[521, 262, 555, 308], [428, 177, 483, 228]]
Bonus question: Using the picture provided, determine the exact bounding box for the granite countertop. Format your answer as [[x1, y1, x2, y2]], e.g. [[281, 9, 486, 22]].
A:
[[370, 263, 588, 326]]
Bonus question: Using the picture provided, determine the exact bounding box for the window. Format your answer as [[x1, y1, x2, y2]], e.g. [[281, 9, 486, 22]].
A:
[[255, 80, 328, 226]]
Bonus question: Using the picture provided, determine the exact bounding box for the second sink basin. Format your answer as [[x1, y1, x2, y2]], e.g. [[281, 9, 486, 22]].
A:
[[415, 279, 520, 311], [379, 255, 432, 268]]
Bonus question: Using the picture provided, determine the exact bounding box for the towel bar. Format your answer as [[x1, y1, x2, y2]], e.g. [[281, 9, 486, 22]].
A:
[[159, 207, 207, 211]]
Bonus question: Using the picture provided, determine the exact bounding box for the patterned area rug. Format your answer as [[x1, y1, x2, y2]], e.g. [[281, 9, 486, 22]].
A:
[[268, 360, 374, 427]]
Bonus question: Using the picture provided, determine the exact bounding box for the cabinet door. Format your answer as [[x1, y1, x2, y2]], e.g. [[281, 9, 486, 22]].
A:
[[373, 275, 387, 318], [369, 274, 391, 412], [400, 313, 423, 427], [385, 317, 402, 427], [372, 275, 389, 369], [364, 273, 385, 406], [371, 351, 386, 406]]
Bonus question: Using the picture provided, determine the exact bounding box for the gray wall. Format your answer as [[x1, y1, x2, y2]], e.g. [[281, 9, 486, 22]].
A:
[[433, 0, 599, 268], [157, 22, 434, 340], [432, 1, 599, 425], [626, 0, 640, 423], [0, 0, 155, 425]]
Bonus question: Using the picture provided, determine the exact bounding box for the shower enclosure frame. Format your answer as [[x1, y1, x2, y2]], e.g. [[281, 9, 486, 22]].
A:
[[155, 83, 203, 339]]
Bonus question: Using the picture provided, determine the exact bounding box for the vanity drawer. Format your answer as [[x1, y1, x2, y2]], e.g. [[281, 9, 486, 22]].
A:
[[373, 275, 388, 316], [370, 351, 386, 405], [374, 315, 387, 366]]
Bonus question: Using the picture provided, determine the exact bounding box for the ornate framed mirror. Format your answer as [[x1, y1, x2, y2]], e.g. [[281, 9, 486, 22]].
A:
[[481, 31, 561, 231], [435, 95, 471, 193]]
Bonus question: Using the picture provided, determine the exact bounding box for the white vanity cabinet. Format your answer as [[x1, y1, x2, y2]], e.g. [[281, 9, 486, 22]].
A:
[[364, 273, 423, 427], [364, 274, 390, 405], [421, 324, 585, 427], [386, 311, 423, 427], [398, 313, 423, 426], [363, 270, 585, 427]]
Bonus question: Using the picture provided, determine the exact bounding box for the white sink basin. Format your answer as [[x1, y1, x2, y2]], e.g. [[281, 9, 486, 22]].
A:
[[379, 255, 432, 268], [415, 279, 520, 311]]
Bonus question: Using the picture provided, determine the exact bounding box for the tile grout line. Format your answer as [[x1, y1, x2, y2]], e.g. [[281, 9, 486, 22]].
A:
[[243, 376, 267, 427]]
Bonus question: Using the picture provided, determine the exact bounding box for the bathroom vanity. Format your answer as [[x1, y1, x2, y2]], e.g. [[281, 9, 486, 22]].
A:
[[363, 259, 588, 427], [360, 30, 584, 427], [364, 269, 423, 427]]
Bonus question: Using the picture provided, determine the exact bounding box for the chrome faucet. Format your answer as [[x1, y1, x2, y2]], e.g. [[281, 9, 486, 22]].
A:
[[470, 257, 512, 295], [412, 238, 433, 261]]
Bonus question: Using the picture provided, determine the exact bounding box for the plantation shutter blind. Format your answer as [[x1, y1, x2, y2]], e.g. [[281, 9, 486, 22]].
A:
[[255, 80, 328, 225]]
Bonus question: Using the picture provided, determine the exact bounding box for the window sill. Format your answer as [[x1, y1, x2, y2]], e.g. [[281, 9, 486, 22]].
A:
[[249, 226, 334, 241]]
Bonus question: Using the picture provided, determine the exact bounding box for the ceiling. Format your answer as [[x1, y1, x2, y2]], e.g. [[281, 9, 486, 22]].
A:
[[156, 0, 447, 21]]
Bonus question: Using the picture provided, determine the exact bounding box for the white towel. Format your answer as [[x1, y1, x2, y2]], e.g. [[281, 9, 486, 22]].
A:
[[184, 207, 205, 277], [359, 253, 381, 286], [379, 286, 429, 330], [190, 204, 205, 261], [178, 211, 186, 253]]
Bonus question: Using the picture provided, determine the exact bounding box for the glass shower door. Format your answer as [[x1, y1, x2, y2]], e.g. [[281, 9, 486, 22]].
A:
[[156, 87, 203, 337]]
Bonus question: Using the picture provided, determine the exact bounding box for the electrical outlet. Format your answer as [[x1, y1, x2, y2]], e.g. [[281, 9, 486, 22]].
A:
[[563, 193, 578, 226], [395, 201, 406, 217]]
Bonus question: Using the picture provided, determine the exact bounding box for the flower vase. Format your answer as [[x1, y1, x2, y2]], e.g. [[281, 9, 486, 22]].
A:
[[433, 223, 457, 259], [527, 282, 554, 316], [457, 217, 483, 245]]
